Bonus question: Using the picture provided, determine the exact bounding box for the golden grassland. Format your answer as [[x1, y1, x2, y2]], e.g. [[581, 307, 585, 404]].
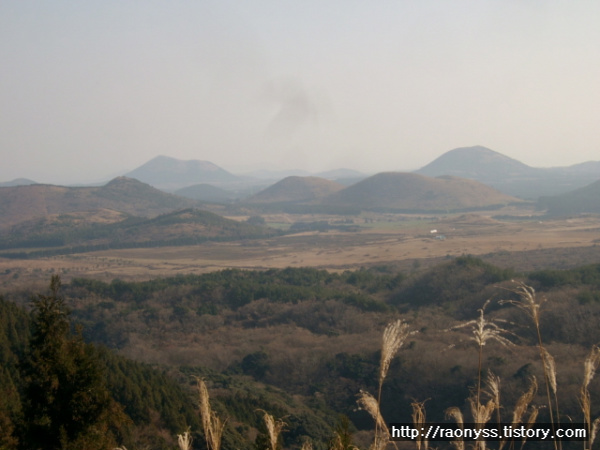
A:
[[1, 209, 599, 287]]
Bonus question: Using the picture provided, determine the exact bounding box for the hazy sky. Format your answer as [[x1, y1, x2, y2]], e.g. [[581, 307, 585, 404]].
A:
[[2, 1, 599, 184]]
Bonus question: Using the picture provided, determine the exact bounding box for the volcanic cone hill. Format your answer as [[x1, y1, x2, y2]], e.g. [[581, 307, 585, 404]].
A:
[[319, 172, 521, 212]]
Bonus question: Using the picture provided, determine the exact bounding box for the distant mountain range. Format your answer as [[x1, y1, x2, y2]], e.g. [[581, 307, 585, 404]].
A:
[[119, 147, 599, 200], [241, 172, 520, 213], [6, 146, 595, 200], [4, 146, 600, 217], [416, 146, 600, 199], [2, 146, 599, 257]]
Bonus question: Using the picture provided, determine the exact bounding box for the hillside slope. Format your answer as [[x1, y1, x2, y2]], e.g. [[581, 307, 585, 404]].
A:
[[416, 145, 600, 198], [0, 177, 198, 230], [320, 172, 520, 211], [538, 179, 600, 216], [0, 208, 277, 257], [174, 183, 236, 202], [246, 176, 344, 204]]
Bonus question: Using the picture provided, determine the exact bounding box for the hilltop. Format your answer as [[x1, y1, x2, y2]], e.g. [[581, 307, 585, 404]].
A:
[[0, 178, 37, 187], [246, 176, 344, 204], [416, 145, 536, 180], [319, 172, 520, 212], [125, 155, 239, 190], [0, 177, 197, 230], [416, 145, 600, 199]]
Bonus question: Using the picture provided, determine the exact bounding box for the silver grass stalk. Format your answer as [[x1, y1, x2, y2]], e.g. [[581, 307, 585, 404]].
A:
[[357, 390, 392, 450], [591, 417, 600, 450], [583, 346, 600, 390], [448, 301, 513, 409], [517, 407, 540, 450], [501, 282, 558, 450], [411, 401, 427, 450], [379, 319, 411, 388], [445, 407, 465, 450], [262, 411, 286, 450], [468, 397, 496, 425], [512, 376, 537, 425], [178, 429, 193, 450], [468, 396, 495, 450], [581, 346, 600, 450], [499, 282, 545, 324], [541, 346, 561, 438], [541, 347, 557, 395], [330, 433, 344, 450], [373, 320, 412, 450], [485, 371, 502, 426], [197, 377, 226, 450]]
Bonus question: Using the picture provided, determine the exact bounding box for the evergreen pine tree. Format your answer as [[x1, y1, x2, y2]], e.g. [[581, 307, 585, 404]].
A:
[[21, 275, 120, 450]]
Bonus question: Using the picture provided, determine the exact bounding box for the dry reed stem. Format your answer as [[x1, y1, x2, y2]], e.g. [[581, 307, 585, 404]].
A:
[[301, 440, 313, 450], [468, 397, 496, 425], [374, 320, 413, 450], [500, 282, 545, 324], [411, 401, 428, 450], [329, 433, 344, 450], [497, 378, 538, 450], [448, 301, 513, 409], [501, 282, 558, 450], [197, 377, 226, 450], [515, 407, 540, 450], [583, 346, 600, 389], [178, 429, 193, 450], [449, 300, 514, 348], [541, 348, 557, 395], [445, 407, 465, 450], [591, 417, 600, 450], [512, 376, 537, 425], [261, 410, 286, 450], [541, 346, 561, 441], [357, 390, 392, 450], [581, 346, 600, 450], [379, 319, 412, 388], [485, 371, 502, 426]]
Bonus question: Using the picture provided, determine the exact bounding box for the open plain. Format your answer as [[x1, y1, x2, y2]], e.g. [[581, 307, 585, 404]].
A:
[[2, 208, 599, 287]]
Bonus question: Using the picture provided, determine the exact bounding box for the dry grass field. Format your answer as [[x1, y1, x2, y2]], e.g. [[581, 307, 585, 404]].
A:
[[1, 208, 599, 287]]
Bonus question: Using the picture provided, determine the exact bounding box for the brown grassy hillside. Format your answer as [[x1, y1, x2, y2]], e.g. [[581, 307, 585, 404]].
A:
[[246, 176, 344, 204], [0, 177, 197, 230], [320, 172, 521, 211]]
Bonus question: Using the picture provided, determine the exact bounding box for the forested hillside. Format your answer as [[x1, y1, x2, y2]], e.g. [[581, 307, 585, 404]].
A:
[[2, 259, 600, 449], [0, 279, 200, 450], [0, 208, 279, 259]]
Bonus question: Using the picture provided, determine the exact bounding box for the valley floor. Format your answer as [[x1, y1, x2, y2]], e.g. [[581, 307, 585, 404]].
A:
[[1, 209, 599, 286]]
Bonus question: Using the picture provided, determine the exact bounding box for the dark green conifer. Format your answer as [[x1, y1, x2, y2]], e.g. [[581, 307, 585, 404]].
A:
[[21, 275, 119, 450]]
